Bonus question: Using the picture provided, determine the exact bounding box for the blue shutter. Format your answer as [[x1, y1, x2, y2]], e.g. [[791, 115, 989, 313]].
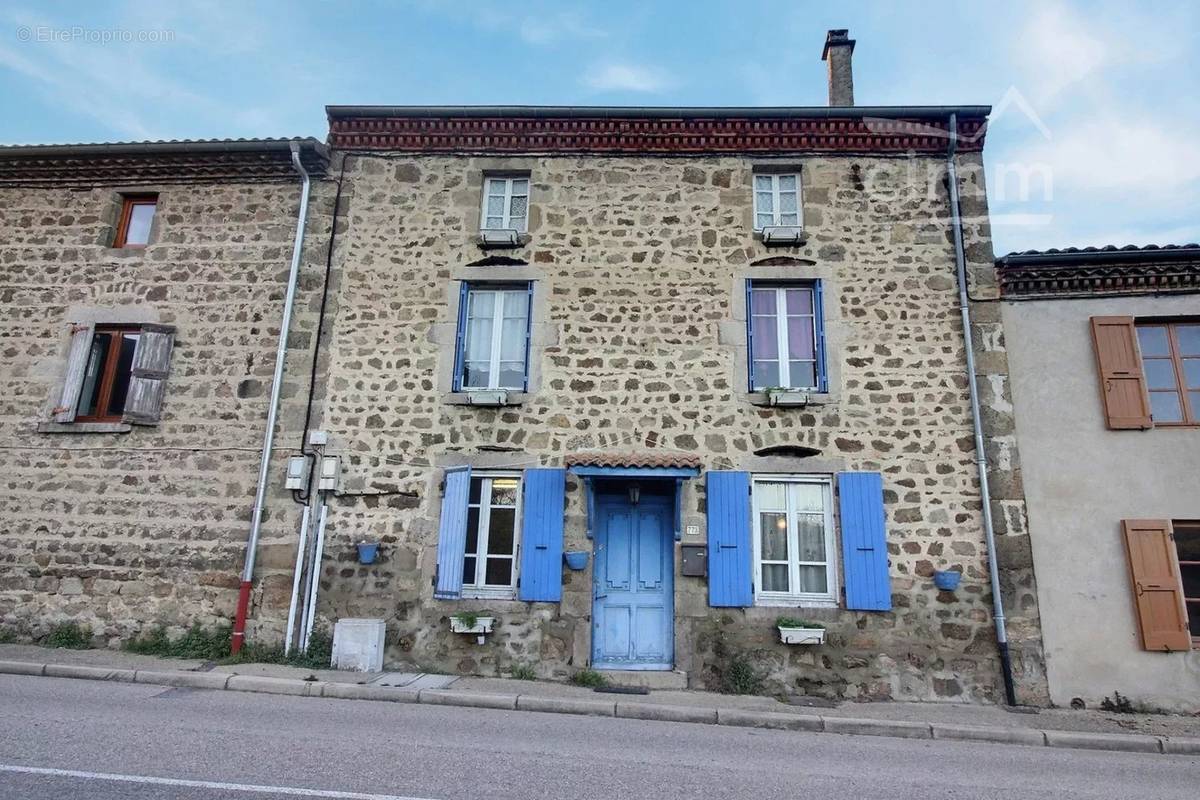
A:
[[814, 280, 828, 392], [838, 471, 892, 611], [518, 468, 566, 602], [745, 281, 756, 391], [451, 282, 470, 392], [706, 471, 753, 607], [433, 467, 471, 599]]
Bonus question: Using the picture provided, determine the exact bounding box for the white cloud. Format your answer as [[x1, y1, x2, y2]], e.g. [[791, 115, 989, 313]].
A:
[[582, 62, 673, 93]]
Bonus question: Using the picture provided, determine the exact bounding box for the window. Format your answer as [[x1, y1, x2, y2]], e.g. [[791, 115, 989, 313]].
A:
[[481, 176, 529, 233], [113, 195, 157, 247], [76, 326, 140, 422], [456, 283, 531, 391], [751, 476, 836, 605], [1175, 521, 1200, 642], [463, 472, 523, 598], [1136, 322, 1200, 425], [747, 281, 825, 391], [753, 173, 801, 230]]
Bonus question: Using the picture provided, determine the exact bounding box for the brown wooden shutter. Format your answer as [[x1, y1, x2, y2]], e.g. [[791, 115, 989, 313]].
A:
[[53, 322, 95, 422], [122, 324, 175, 425], [1122, 519, 1191, 652], [1090, 317, 1153, 429]]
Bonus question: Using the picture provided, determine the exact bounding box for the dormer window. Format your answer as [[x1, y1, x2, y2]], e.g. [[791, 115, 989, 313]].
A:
[[753, 173, 801, 230], [481, 176, 529, 233]]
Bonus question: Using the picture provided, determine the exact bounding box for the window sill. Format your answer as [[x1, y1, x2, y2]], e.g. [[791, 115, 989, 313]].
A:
[[37, 421, 132, 434], [444, 391, 526, 407], [753, 228, 808, 247], [747, 391, 832, 408], [475, 231, 531, 250], [461, 588, 518, 601], [754, 596, 839, 609]]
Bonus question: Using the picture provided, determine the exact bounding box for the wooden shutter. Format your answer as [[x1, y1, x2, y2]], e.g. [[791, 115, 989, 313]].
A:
[[1122, 519, 1191, 652], [706, 471, 753, 607], [518, 468, 566, 602], [54, 322, 95, 422], [1090, 317, 1152, 430], [838, 471, 892, 611], [122, 324, 175, 425], [433, 467, 471, 599]]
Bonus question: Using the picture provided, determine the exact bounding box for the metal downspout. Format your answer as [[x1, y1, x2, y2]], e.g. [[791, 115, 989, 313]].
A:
[[231, 141, 312, 654], [946, 113, 1018, 705]]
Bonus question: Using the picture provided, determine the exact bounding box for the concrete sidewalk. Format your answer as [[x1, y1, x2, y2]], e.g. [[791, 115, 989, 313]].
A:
[[1, 643, 1197, 756]]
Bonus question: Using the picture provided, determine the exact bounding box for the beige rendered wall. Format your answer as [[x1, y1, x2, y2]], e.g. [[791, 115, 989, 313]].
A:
[[1003, 293, 1200, 711]]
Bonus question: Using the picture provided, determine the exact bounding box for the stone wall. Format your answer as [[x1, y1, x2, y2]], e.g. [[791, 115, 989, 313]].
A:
[[308, 151, 1048, 703], [0, 176, 335, 645]]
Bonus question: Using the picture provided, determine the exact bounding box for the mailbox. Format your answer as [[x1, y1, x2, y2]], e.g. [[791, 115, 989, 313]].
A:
[[680, 544, 707, 577]]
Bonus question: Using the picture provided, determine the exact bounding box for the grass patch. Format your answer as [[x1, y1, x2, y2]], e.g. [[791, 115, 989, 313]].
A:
[[508, 663, 537, 681], [718, 656, 765, 695], [569, 668, 607, 688], [44, 622, 92, 650], [1100, 691, 1136, 714], [0, 627, 16, 644], [124, 622, 334, 670]]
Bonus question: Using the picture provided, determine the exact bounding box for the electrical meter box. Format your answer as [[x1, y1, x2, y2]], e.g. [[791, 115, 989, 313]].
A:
[[318, 456, 341, 491], [680, 544, 707, 577], [331, 618, 386, 672], [284, 456, 308, 490]]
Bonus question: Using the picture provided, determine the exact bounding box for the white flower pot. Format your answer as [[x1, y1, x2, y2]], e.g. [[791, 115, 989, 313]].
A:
[[767, 391, 810, 407], [450, 616, 495, 644], [778, 626, 826, 645]]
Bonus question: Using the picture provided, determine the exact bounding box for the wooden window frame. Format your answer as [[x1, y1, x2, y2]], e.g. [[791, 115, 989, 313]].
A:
[[746, 280, 827, 392], [752, 172, 803, 231], [750, 474, 838, 608], [461, 471, 523, 600], [75, 325, 140, 423], [112, 194, 158, 248], [1136, 320, 1200, 427], [454, 282, 533, 392], [480, 176, 529, 233], [1173, 519, 1200, 648]]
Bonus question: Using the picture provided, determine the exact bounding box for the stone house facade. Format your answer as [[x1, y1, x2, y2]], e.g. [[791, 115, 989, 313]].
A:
[[998, 244, 1200, 712], [0, 34, 1050, 706], [0, 139, 333, 644]]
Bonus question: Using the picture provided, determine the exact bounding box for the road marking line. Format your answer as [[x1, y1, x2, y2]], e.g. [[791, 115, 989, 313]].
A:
[[0, 764, 440, 800]]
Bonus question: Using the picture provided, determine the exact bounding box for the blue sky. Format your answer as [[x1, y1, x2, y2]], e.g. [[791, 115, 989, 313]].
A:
[[1, 0, 1197, 255]]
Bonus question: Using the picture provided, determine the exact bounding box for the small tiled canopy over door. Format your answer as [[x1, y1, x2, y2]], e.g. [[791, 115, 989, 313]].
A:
[[1090, 317, 1152, 430], [1122, 519, 1191, 652]]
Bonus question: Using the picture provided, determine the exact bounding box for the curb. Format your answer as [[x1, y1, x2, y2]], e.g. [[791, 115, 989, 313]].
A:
[[4, 659, 1198, 757]]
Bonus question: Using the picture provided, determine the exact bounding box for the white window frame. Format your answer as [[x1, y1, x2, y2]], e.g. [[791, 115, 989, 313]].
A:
[[460, 285, 530, 391], [462, 471, 523, 600], [752, 172, 803, 231], [480, 176, 530, 233], [751, 475, 837, 607], [750, 284, 820, 391]]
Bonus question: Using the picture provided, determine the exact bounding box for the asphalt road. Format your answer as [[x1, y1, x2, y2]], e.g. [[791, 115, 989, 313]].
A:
[[0, 675, 1196, 800]]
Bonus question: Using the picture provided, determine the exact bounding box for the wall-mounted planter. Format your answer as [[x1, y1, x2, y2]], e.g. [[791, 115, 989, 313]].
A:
[[777, 626, 826, 646], [933, 570, 962, 591], [767, 390, 811, 407], [355, 542, 380, 565], [563, 551, 589, 571], [450, 615, 495, 644]]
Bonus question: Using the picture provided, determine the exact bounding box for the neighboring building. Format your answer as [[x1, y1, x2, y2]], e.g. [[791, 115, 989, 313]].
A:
[[998, 244, 1200, 712], [0, 139, 331, 644], [295, 31, 1046, 703]]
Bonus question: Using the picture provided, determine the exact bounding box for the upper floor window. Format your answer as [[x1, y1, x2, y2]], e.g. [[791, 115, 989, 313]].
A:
[[751, 476, 836, 606], [463, 472, 523, 599], [747, 281, 826, 392], [77, 326, 140, 421], [114, 195, 157, 248], [455, 283, 532, 392], [753, 173, 801, 230], [481, 176, 529, 233], [1136, 321, 1200, 425]]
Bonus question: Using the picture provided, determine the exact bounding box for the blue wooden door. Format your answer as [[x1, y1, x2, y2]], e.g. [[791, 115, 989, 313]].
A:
[[592, 494, 674, 670]]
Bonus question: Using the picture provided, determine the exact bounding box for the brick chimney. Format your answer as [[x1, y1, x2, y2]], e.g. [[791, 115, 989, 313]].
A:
[[821, 29, 856, 107]]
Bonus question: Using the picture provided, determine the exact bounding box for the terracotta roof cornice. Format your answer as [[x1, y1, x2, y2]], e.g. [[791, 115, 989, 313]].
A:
[[0, 138, 329, 187], [996, 244, 1200, 299], [325, 105, 989, 155]]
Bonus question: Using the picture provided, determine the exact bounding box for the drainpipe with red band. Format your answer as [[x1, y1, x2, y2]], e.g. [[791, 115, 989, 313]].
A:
[[231, 142, 313, 654]]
